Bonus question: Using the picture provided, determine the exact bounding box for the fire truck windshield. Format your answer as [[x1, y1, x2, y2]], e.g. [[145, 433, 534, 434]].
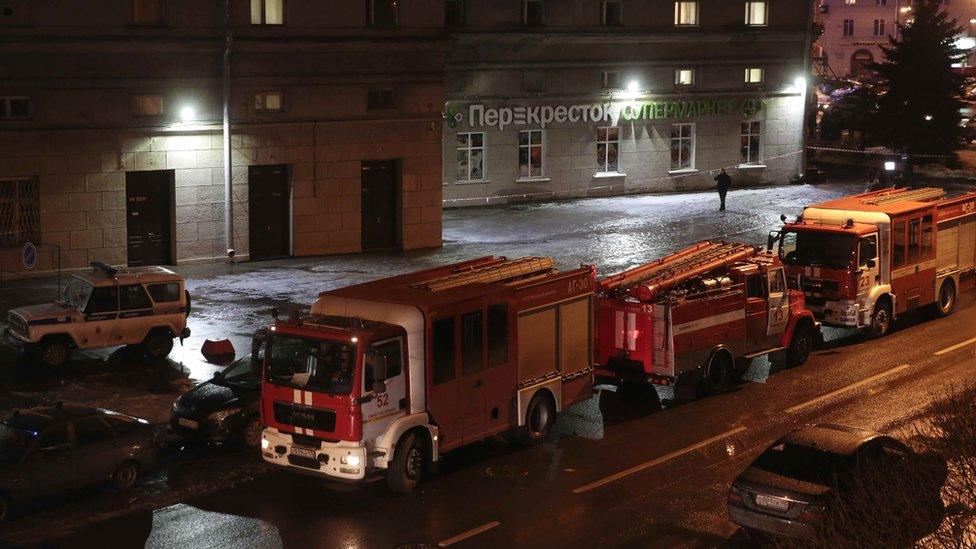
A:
[[780, 230, 856, 270], [267, 333, 358, 396]]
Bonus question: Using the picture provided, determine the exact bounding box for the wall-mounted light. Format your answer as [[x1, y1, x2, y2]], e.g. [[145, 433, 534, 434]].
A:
[[627, 80, 640, 93], [885, 161, 896, 171], [180, 106, 196, 123]]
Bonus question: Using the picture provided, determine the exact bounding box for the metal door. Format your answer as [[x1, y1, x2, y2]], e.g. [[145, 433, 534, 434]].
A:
[[427, 314, 461, 451], [361, 160, 397, 251], [484, 302, 516, 432], [766, 268, 790, 337], [125, 170, 173, 266], [248, 165, 290, 260]]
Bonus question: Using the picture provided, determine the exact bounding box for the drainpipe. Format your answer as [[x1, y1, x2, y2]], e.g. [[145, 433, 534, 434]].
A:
[[223, 0, 235, 260]]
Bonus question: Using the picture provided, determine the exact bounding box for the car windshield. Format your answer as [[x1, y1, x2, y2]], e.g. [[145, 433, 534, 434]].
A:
[[61, 276, 94, 310], [216, 357, 259, 388], [780, 230, 856, 270], [752, 441, 854, 487], [267, 334, 357, 395], [0, 423, 38, 461]]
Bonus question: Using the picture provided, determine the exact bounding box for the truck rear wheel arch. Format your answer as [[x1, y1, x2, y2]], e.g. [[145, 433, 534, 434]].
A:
[[700, 347, 735, 395]]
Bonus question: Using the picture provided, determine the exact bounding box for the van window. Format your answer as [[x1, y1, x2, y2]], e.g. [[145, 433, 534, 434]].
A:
[[892, 220, 906, 267], [120, 284, 152, 310], [147, 282, 181, 303], [432, 317, 455, 385]]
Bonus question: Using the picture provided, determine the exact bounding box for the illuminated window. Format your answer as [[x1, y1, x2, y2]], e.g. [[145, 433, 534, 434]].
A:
[[745, 1, 767, 26], [744, 67, 764, 84], [251, 0, 284, 25], [740, 121, 762, 165], [254, 91, 284, 113], [367, 89, 395, 110], [521, 0, 544, 26], [674, 1, 698, 26], [518, 129, 544, 179], [130, 94, 164, 116], [601, 0, 622, 26], [601, 70, 620, 89], [456, 132, 485, 181], [675, 68, 695, 86], [670, 123, 695, 170], [445, 0, 464, 27], [132, 0, 163, 25], [0, 178, 40, 249], [367, 0, 398, 28], [597, 127, 619, 173], [0, 96, 30, 119]]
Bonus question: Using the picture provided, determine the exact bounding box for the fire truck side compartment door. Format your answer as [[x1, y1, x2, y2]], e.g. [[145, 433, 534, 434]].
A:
[[766, 268, 789, 337]]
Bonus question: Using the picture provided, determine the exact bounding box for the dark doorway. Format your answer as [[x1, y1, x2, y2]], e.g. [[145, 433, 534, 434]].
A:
[[125, 170, 173, 266], [248, 164, 290, 261], [361, 160, 399, 251]]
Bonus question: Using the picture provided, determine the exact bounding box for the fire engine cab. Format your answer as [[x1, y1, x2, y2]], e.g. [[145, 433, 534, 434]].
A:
[[775, 187, 976, 337], [259, 256, 595, 492], [594, 241, 817, 395]]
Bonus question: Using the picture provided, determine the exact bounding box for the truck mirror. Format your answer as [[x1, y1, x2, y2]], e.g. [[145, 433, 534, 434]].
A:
[[250, 329, 267, 374], [767, 230, 779, 253]]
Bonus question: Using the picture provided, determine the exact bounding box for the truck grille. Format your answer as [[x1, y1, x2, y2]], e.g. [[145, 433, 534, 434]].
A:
[[273, 401, 336, 433], [7, 313, 27, 336], [800, 276, 839, 293]]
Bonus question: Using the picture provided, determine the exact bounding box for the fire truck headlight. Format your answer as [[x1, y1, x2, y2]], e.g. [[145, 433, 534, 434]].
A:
[[341, 455, 361, 466], [261, 438, 270, 450]]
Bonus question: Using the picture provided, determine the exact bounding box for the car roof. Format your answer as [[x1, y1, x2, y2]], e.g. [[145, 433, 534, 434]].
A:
[[781, 423, 887, 456], [73, 265, 182, 286]]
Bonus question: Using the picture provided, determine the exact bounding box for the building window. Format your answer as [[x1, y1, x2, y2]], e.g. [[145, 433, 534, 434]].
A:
[[601, 70, 620, 89], [518, 129, 544, 179], [367, 89, 395, 110], [0, 178, 40, 249], [744, 67, 764, 84], [843, 19, 854, 37], [521, 0, 544, 26], [130, 94, 164, 117], [0, 96, 30, 119], [602, 0, 622, 26], [674, 1, 698, 26], [876, 0, 886, 5], [254, 91, 284, 113], [445, 0, 464, 26], [744, 1, 767, 26], [367, 0, 398, 27], [251, 0, 284, 25], [596, 127, 619, 173], [675, 68, 695, 86], [457, 132, 485, 181], [740, 121, 762, 165], [131, 0, 163, 25], [670, 123, 695, 171], [873, 19, 886, 37]]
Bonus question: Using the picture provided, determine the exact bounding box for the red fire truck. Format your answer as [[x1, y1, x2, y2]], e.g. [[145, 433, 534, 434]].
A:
[[259, 257, 595, 492], [775, 187, 976, 337], [594, 241, 817, 395]]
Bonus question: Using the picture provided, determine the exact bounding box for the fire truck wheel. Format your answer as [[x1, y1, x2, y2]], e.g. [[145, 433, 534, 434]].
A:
[[867, 299, 892, 339], [936, 279, 956, 317], [37, 337, 70, 367], [518, 392, 555, 445], [787, 323, 813, 367], [700, 351, 733, 395], [388, 432, 425, 493], [144, 330, 174, 359]]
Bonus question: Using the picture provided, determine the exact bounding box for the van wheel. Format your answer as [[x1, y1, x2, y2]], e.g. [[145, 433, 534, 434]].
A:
[[866, 299, 892, 339], [517, 392, 555, 446], [700, 351, 733, 395], [787, 323, 813, 367], [241, 415, 263, 449], [936, 279, 956, 317], [144, 330, 174, 359], [388, 432, 425, 493], [112, 461, 139, 490], [37, 337, 70, 367]]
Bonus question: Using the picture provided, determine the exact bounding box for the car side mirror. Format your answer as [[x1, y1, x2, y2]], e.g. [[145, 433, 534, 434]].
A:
[[767, 230, 779, 253]]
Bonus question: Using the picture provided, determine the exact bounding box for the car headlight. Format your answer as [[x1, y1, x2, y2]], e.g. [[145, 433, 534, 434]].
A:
[[340, 455, 361, 466], [209, 407, 242, 421], [172, 399, 181, 412], [261, 438, 270, 450]]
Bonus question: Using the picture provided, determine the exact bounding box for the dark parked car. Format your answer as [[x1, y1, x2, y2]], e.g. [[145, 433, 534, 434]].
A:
[[171, 357, 262, 448], [0, 404, 158, 523], [728, 423, 944, 542]]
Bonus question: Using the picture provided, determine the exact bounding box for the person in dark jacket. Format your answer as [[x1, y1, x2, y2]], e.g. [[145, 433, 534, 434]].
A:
[[714, 169, 732, 211]]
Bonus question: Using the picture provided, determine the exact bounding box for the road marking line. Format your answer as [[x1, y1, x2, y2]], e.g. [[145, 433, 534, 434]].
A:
[[935, 337, 976, 356], [784, 364, 911, 414], [438, 521, 501, 547], [572, 426, 747, 495]]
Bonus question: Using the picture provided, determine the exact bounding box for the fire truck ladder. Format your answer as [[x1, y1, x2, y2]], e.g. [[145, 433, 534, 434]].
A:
[[861, 187, 946, 206], [622, 241, 758, 302], [413, 257, 557, 292]]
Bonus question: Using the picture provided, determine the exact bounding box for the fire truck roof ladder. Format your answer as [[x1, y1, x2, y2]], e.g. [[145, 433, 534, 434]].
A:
[[625, 241, 758, 302], [413, 257, 557, 292], [861, 188, 946, 206]]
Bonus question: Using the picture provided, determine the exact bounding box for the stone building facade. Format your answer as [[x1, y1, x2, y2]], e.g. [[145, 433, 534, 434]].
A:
[[0, 0, 447, 275], [441, 0, 814, 207]]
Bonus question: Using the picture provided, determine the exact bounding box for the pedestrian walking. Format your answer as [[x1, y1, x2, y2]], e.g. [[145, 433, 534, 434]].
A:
[[714, 168, 732, 211]]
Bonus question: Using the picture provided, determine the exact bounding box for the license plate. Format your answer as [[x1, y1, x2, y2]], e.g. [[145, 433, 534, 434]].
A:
[[291, 446, 317, 459], [178, 417, 198, 429], [755, 494, 790, 511]]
